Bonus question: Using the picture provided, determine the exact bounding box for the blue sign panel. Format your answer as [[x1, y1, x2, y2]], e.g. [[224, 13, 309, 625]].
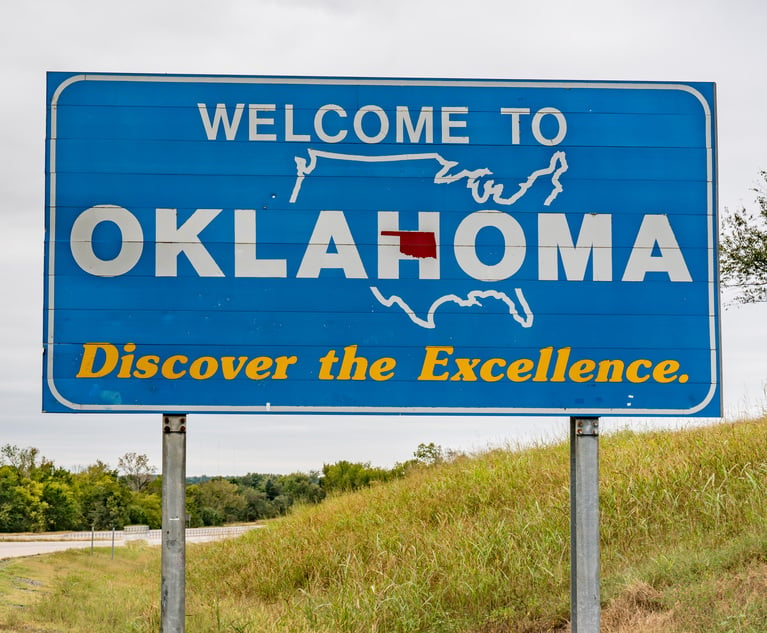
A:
[[44, 74, 720, 415]]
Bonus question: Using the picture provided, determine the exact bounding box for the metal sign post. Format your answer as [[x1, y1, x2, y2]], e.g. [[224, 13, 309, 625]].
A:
[[161, 414, 187, 633], [570, 417, 600, 632]]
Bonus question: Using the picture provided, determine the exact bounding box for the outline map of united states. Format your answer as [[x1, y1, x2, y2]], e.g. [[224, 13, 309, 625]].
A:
[[288, 149, 569, 329]]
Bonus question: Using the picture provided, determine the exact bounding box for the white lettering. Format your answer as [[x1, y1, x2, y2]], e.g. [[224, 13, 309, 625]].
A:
[[500, 108, 531, 145], [395, 106, 434, 143], [441, 107, 470, 144], [234, 210, 287, 277], [198, 103, 245, 140], [297, 210, 367, 278], [67, 205, 695, 286], [155, 209, 224, 277], [248, 104, 277, 141], [538, 213, 612, 281], [622, 215, 692, 282], [353, 105, 389, 144], [454, 210, 525, 280], [501, 107, 567, 145], [70, 205, 143, 276], [285, 104, 311, 142], [314, 104, 348, 144], [532, 107, 567, 146]]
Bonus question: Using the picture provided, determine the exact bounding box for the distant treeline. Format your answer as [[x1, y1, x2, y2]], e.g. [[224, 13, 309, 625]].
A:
[[0, 442, 450, 532]]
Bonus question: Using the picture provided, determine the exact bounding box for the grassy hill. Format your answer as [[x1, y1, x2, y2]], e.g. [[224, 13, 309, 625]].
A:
[[4, 417, 767, 632]]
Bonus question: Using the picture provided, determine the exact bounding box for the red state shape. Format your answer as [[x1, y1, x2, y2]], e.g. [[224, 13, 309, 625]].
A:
[[380, 230, 437, 259]]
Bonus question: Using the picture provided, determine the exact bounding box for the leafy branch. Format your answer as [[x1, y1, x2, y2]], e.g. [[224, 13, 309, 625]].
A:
[[720, 171, 767, 303]]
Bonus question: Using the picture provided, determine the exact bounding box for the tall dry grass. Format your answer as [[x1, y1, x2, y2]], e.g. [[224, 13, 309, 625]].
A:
[[20, 417, 767, 633]]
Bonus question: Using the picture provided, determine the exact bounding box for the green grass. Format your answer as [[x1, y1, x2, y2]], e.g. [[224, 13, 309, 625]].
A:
[[4, 417, 767, 632]]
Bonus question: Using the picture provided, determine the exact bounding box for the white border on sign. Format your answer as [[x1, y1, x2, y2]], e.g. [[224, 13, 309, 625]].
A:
[[45, 74, 720, 415]]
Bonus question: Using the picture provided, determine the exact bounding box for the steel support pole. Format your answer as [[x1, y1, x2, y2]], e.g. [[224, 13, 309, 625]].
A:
[[570, 416, 600, 633], [162, 414, 187, 633]]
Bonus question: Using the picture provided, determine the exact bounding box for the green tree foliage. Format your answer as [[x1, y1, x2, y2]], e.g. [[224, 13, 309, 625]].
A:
[[413, 442, 450, 466], [0, 446, 79, 532], [390, 442, 457, 477], [0, 444, 41, 477], [187, 478, 247, 526], [321, 460, 392, 493], [279, 472, 325, 505], [0, 442, 453, 532], [238, 486, 273, 522], [186, 472, 327, 526], [40, 479, 80, 531], [720, 172, 767, 303], [0, 466, 45, 532], [126, 490, 162, 528], [72, 461, 132, 529], [117, 452, 157, 493]]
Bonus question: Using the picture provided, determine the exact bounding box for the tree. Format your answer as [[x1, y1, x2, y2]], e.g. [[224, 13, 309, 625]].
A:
[[187, 478, 247, 526], [126, 491, 162, 528], [73, 461, 131, 529], [0, 466, 46, 532], [117, 452, 157, 493], [1, 445, 41, 478], [238, 486, 273, 521], [321, 461, 391, 493], [278, 472, 325, 505], [413, 442, 447, 466], [40, 480, 80, 531], [720, 172, 767, 303]]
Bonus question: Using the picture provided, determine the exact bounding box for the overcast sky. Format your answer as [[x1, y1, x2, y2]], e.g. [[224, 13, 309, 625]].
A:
[[2, 0, 766, 476]]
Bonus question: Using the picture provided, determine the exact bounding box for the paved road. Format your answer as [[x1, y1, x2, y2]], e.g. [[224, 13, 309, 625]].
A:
[[0, 540, 100, 558], [0, 526, 261, 560]]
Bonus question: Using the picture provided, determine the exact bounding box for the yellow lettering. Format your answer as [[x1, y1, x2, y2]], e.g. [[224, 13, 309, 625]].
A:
[[76, 343, 118, 378], [75, 343, 302, 382], [246, 357, 274, 380], [133, 355, 159, 379], [117, 343, 136, 378], [338, 345, 368, 380], [652, 360, 680, 383], [596, 359, 624, 382], [189, 356, 218, 380], [533, 347, 553, 382], [161, 355, 188, 379], [451, 357, 480, 381], [506, 358, 534, 382], [626, 359, 653, 383], [418, 346, 453, 381], [369, 357, 396, 381], [318, 349, 339, 380], [551, 347, 571, 382], [221, 356, 248, 379], [568, 359, 596, 383], [272, 355, 298, 380], [479, 358, 507, 382]]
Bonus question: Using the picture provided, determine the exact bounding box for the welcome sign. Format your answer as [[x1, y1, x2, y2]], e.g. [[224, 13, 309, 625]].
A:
[[43, 74, 720, 415]]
